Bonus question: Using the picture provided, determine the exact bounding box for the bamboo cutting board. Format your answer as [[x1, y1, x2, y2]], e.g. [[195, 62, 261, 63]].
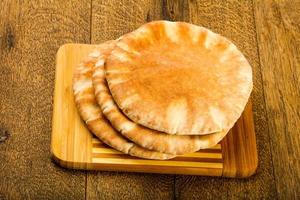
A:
[[51, 44, 258, 178]]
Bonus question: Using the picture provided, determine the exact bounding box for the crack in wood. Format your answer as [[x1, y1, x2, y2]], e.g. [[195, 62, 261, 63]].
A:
[[6, 25, 15, 49], [0, 128, 9, 142], [146, 10, 151, 22], [162, 0, 171, 21]]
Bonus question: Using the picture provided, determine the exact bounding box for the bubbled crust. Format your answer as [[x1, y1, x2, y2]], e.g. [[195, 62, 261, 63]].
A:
[[105, 21, 253, 135]]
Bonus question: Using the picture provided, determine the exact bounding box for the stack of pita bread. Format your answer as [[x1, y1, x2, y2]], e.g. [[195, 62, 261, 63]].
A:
[[73, 21, 253, 160]]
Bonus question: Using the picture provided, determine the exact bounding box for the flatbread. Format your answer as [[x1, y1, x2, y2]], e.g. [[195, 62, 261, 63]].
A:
[[105, 20, 253, 135], [93, 57, 229, 154], [73, 41, 174, 160]]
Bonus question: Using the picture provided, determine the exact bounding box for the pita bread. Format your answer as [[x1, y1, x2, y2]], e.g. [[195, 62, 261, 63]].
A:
[[105, 21, 253, 135], [73, 41, 174, 160], [93, 57, 228, 154]]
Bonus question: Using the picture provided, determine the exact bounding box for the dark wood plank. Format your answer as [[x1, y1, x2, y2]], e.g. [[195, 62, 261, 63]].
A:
[[87, 1, 174, 200], [87, 172, 174, 200], [163, 0, 278, 199], [254, 1, 300, 199], [0, 0, 90, 199], [90, 0, 163, 43]]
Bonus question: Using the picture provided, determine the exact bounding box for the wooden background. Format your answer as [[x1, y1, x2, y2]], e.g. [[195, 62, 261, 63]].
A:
[[0, 0, 299, 199]]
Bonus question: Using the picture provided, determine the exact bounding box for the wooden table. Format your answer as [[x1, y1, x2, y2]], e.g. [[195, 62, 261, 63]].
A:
[[0, 1, 299, 199]]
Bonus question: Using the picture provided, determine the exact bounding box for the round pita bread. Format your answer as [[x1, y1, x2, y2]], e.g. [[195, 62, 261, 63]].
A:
[[73, 41, 174, 160], [105, 21, 253, 135], [93, 57, 228, 155]]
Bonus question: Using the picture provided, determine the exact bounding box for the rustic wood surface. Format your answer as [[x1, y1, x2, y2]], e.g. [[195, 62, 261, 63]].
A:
[[0, 1, 90, 199], [0, 0, 299, 199], [254, 1, 300, 199]]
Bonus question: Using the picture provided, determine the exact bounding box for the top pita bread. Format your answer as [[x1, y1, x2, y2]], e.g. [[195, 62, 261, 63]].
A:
[[73, 41, 174, 160], [105, 20, 253, 135]]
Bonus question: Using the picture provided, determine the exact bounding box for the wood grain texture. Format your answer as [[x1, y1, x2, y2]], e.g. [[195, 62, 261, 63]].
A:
[[52, 44, 97, 169], [88, 1, 175, 200], [1, 0, 299, 199], [221, 102, 257, 178], [90, 0, 163, 43], [0, 0, 90, 199], [164, 0, 278, 199], [254, 1, 300, 199]]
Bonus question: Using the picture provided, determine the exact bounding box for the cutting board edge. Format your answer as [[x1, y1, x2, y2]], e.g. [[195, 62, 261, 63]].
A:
[[51, 43, 258, 178]]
